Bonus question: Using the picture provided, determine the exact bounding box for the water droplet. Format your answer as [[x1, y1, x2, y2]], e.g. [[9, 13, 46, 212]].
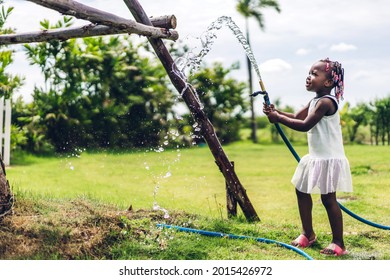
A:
[[155, 147, 164, 153]]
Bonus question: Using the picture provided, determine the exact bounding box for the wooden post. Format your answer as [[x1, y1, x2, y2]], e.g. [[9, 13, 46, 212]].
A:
[[124, 0, 259, 222], [226, 162, 237, 218], [0, 153, 12, 218]]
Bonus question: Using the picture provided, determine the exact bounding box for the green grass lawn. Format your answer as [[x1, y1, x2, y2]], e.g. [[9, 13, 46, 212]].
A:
[[4, 142, 390, 260]]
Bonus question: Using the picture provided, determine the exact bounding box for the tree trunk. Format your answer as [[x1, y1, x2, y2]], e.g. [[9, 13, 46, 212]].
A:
[[0, 155, 12, 218], [225, 162, 237, 218], [124, 0, 259, 222]]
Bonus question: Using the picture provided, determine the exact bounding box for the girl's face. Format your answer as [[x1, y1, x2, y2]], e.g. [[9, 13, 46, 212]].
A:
[[305, 61, 332, 93]]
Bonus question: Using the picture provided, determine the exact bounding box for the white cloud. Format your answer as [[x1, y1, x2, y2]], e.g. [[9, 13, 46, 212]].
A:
[[260, 59, 292, 73], [330, 43, 357, 52], [295, 48, 310, 56]]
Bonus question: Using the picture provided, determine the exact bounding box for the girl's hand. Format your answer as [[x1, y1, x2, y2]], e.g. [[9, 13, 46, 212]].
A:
[[262, 103, 275, 115], [263, 103, 279, 123]]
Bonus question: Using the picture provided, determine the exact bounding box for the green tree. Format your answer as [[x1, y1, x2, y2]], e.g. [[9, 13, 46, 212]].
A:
[[340, 102, 374, 144], [0, 2, 25, 153], [236, 0, 281, 143], [370, 97, 390, 145], [0, 4, 22, 99], [21, 18, 174, 152], [12, 97, 51, 153]]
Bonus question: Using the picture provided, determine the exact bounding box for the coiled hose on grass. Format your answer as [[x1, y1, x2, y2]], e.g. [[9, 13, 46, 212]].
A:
[[157, 224, 314, 260]]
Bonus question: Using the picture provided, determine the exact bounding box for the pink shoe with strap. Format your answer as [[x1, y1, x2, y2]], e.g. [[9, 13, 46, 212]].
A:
[[320, 243, 349, 256], [291, 234, 317, 248]]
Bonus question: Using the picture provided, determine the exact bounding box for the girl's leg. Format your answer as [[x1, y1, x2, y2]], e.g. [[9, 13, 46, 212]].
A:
[[295, 189, 316, 241], [321, 192, 345, 249]]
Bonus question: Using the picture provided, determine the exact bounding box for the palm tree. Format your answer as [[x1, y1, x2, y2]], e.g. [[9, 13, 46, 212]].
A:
[[236, 0, 281, 143]]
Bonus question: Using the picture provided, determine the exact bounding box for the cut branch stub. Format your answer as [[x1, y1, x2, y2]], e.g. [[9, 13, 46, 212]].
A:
[[150, 15, 177, 29]]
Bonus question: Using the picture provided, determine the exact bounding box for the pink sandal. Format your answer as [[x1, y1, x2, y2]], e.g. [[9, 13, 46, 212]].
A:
[[291, 234, 317, 248], [320, 243, 348, 256]]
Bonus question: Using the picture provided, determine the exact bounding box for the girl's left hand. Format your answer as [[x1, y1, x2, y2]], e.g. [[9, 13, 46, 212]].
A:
[[262, 103, 274, 115]]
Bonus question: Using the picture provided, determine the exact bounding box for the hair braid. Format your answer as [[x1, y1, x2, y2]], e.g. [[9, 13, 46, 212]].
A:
[[321, 58, 345, 102]]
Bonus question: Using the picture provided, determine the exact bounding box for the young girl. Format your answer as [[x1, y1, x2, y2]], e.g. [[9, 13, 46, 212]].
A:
[[263, 58, 353, 256]]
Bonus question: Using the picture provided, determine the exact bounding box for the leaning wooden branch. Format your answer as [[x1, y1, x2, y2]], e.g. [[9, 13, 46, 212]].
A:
[[124, 0, 260, 222], [0, 25, 119, 45], [25, 0, 178, 40], [0, 15, 177, 46]]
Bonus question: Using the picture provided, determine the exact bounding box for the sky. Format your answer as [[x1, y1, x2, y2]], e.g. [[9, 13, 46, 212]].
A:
[[4, 0, 390, 113]]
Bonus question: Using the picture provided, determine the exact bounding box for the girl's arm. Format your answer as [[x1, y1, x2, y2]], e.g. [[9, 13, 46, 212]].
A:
[[266, 98, 334, 132], [276, 103, 309, 120], [264, 102, 310, 120]]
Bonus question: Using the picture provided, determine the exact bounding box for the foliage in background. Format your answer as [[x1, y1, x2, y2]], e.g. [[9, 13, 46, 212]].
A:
[[14, 18, 175, 152], [0, 1, 27, 157], [10, 17, 252, 153], [340, 97, 390, 145], [0, 2, 22, 99]]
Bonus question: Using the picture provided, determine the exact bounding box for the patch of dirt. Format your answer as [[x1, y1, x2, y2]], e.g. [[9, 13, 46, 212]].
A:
[[0, 196, 195, 259]]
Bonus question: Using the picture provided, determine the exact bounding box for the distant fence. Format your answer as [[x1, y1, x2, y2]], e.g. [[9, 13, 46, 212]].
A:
[[0, 97, 11, 166]]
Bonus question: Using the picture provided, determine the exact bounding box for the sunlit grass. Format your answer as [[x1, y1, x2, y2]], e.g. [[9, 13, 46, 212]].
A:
[[8, 143, 390, 224], [6, 142, 390, 259]]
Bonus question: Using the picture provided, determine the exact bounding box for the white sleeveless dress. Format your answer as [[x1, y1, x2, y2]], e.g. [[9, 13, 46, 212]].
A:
[[291, 96, 353, 194]]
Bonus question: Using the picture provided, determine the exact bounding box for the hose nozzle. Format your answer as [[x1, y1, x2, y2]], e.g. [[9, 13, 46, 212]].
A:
[[250, 90, 267, 97], [251, 90, 270, 105]]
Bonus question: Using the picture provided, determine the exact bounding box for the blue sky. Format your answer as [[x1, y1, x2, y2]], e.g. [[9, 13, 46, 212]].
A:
[[5, 0, 390, 112]]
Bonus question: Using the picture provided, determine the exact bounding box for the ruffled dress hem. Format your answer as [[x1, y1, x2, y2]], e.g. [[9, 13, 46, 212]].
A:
[[291, 154, 353, 194]]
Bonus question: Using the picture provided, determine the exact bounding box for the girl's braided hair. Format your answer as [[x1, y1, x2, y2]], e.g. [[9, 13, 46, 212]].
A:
[[321, 57, 344, 102]]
